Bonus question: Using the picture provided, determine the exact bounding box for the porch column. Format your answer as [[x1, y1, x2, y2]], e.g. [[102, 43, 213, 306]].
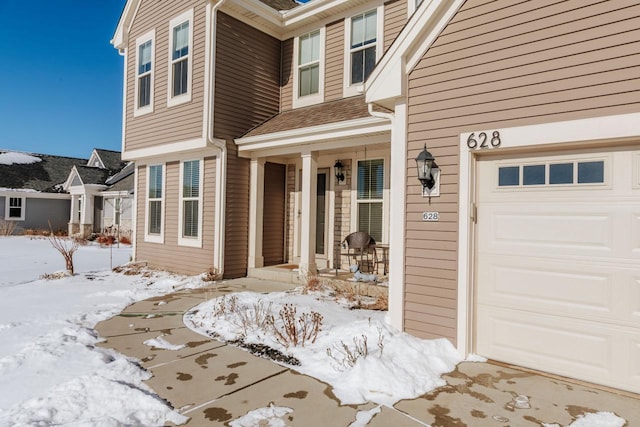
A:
[[81, 194, 94, 237], [69, 195, 78, 223], [299, 151, 318, 274], [388, 100, 407, 331], [248, 158, 265, 269]]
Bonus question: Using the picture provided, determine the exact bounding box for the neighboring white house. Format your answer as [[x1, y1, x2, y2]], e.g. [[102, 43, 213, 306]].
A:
[[0, 150, 87, 234], [63, 149, 134, 238]]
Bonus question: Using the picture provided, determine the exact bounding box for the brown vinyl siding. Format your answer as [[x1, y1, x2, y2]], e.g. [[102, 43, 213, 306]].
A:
[[135, 159, 216, 275], [325, 19, 345, 101], [384, 0, 407, 52], [263, 162, 286, 266], [280, 38, 294, 111], [405, 0, 640, 343], [214, 12, 281, 278], [125, 0, 206, 151]]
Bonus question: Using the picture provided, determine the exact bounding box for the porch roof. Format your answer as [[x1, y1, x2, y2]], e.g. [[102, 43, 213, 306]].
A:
[[242, 95, 374, 138], [236, 96, 392, 157]]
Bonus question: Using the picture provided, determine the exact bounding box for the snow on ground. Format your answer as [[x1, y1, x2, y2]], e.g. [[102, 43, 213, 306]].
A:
[[185, 289, 463, 407], [0, 236, 130, 286], [0, 236, 203, 426], [0, 236, 628, 426]]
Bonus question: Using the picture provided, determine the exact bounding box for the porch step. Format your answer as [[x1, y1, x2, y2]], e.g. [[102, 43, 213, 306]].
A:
[[247, 265, 306, 285]]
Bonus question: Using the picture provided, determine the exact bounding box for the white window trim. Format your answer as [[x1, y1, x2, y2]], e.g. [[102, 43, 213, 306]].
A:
[[343, 5, 384, 98], [114, 197, 122, 226], [167, 8, 194, 108], [144, 164, 165, 244], [178, 159, 204, 248], [408, 0, 425, 16], [134, 29, 155, 117], [292, 27, 325, 109], [5, 196, 26, 221]]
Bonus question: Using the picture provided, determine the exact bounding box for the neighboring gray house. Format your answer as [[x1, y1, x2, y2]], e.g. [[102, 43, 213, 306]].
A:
[[63, 149, 134, 238], [0, 150, 88, 234]]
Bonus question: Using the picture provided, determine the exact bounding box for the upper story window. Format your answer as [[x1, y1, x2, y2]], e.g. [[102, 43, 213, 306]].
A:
[[168, 9, 193, 107], [293, 28, 325, 108], [344, 8, 382, 96], [134, 30, 155, 116], [298, 31, 320, 97], [350, 10, 377, 85]]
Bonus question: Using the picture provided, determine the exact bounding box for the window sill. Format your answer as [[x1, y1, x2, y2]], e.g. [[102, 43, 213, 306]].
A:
[[144, 234, 164, 244], [178, 236, 202, 248], [292, 93, 324, 109], [167, 93, 191, 108], [134, 105, 154, 117]]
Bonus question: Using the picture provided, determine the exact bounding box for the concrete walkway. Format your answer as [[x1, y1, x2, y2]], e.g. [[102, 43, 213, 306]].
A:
[[95, 278, 640, 426]]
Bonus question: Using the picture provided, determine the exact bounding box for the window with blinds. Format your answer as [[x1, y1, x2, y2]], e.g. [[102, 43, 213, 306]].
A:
[[148, 165, 163, 235], [357, 159, 383, 242], [182, 160, 200, 238]]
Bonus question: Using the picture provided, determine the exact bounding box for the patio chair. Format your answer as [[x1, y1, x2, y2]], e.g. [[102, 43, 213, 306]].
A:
[[341, 231, 377, 273]]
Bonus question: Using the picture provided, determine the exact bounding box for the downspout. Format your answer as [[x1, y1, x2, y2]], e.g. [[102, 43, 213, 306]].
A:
[[206, 0, 227, 277]]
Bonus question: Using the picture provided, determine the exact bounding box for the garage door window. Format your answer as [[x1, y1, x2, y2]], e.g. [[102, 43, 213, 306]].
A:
[[498, 160, 605, 188]]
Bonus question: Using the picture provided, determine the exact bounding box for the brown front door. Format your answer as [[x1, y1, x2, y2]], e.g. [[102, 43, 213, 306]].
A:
[[262, 162, 286, 266]]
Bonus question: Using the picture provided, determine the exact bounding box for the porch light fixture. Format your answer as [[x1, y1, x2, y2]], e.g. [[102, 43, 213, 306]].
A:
[[415, 144, 437, 190], [334, 160, 345, 183]]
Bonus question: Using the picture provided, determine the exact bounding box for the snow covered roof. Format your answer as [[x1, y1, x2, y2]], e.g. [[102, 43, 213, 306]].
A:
[[0, 150, 88, 193]]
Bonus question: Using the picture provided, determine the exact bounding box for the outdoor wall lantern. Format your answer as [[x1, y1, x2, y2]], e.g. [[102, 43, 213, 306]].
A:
[[334, 160, 345, 184], [415, 144, 440, 197]]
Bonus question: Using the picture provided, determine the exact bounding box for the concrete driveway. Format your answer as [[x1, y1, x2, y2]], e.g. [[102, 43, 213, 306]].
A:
[[95, 278, 640, 426]]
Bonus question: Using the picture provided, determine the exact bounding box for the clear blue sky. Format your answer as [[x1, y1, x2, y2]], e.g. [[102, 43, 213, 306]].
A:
[[0, 1, 127, 159]]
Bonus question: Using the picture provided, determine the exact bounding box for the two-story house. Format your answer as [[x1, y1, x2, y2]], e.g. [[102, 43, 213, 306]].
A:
[[112, 0, 640, 396], [111, 0, 422, 279]]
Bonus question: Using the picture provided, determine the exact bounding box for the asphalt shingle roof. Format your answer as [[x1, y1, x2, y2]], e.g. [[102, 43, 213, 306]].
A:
[[106, 173, 134, 193], [259, 0, 298, 11], [0, 151, 88, 193], [242, 95, 375, 138], [75, 166, 111, 186], [94, 149, 126, 173]]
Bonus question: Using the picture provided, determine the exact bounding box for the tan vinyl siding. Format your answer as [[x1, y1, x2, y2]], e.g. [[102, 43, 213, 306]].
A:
[[135, 159, 216, 275], [125, 0, 206, 151], [405, 0, 640, 343], [280, 38, 294, 111], [263, 162, 286, 266], [214, 12, 281, 278], [285, 164, 296, 262], [325, 19, 345, 101], [383, 0, 407, 52]]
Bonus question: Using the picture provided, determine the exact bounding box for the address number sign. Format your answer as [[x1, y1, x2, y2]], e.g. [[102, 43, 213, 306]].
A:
[[467, 130, 501, 150]]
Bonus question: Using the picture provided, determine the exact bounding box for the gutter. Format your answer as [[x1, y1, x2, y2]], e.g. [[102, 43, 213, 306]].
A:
[[367, 102, 394, 121], [206, 0, 227, 278]]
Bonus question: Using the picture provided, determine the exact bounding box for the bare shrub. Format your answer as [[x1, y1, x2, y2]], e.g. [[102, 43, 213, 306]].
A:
[[118, 235, 131, 245], [202, 267, 221, 282], [235, 300, 273, 335], [326, 335, 369, 371], [212, 295, 239, 317], [326, 328, 385, 371], [0, 220, 16, 236], [40, 271, 66, 280], [48, 223, 79, 275], [302, 275, 323, 294], [268, 304, 323, 348]]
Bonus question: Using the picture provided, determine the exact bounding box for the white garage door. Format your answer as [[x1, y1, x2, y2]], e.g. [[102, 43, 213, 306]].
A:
[[475, 147, 640, 393]]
